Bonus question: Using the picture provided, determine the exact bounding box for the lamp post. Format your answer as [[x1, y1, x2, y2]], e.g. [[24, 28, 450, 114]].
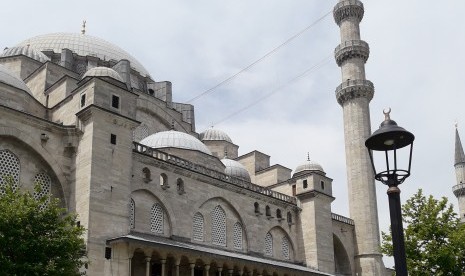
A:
[[365, 108, 415, 276]]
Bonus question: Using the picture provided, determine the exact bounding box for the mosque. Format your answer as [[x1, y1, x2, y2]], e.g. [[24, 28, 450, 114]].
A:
[[0, 1, 395, 275]]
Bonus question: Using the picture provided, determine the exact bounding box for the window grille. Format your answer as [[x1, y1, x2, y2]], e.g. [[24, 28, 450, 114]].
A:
[[233, 222, 243, 250], [150, 203, 164, 233], [282, 237, 290, 259], [211, 205, 226, 246], [33, 172, 51, 199], [133, 124, 149, 142], [265, 232, 273, 256], [129, 199, 135, 229], [193, 212, 204, 241], [0, 150, 20, 195]]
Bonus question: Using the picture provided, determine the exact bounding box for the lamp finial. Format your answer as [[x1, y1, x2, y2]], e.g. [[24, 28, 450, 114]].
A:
[[383, 107, 391, 121]]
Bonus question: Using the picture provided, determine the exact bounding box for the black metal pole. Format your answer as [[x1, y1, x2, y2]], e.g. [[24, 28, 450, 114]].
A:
[[387, 183, 408, 275]]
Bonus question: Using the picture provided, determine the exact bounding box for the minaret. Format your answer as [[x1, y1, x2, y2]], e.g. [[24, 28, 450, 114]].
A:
[[453, 125, 465, 222], [333, 1, 384, 274]]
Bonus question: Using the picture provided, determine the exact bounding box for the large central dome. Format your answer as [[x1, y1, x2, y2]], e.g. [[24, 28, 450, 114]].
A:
[[16, 33, 149, 76]]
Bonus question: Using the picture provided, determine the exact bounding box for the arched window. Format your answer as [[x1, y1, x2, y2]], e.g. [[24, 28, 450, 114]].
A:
[[129, 199, 135, 229], [177, 178, 184, 194], [211, 205, 226, 246], [0, 150, 20, 194], [287, 212, 293, 225], [160, 173, 168, 187], [142, 167, 151, 183], [321, 180, 325, 190], [264, 232, 273, 256], [265, 205, 271, 217], [282, 237, 290, 260], [276, 209, 282, 219], [233, 222, 243, 250], [150, 203, 164, 234], [254, 202, 260, 214], [193, 212, 204, 241]]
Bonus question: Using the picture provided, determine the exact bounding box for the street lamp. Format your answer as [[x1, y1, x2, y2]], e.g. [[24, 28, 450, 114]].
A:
[[365, 108, 414, 276]]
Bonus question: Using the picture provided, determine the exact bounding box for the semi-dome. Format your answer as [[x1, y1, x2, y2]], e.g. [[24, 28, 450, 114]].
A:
[[16, 33, 149, 76], [200, 127, 233, 143], [1, 46, 50, 63], [293, 159, 325, 176], [82, 67, 123, 82], [221, 158, 251, 182], [140, 130, 212, 155], [0, 64, 31, 94]]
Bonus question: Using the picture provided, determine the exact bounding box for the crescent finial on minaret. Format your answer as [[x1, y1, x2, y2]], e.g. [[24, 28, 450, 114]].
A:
[[383, 107, 391, 121], [81, 20, 87, 35]]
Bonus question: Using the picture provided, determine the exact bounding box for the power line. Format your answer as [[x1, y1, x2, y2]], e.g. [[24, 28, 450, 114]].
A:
[[212, 55, 332, 126], [186, 10, 332, 103]]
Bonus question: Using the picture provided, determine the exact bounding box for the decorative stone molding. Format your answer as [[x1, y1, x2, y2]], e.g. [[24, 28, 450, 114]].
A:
[[333, 0, 364, 26], [334, 40, 369, 66], [335, 79, 374, 105], [453, 183, 465, 197]]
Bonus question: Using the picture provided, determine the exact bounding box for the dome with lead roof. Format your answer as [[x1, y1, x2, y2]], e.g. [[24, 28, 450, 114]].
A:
[[82, 67, 123, 82], [16, 33, 149, 77], [293, 158, 325, 176], [200, 127, 233, 143], [0, 64, 31, 94], [1, 46, 50, 63], [140, 130, 211, 155], [221, 158, 251, 182]]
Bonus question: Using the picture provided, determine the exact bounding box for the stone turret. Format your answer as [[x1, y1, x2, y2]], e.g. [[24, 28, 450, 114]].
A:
[[453, 126, 465, 222], [333, 0, 384, 274]]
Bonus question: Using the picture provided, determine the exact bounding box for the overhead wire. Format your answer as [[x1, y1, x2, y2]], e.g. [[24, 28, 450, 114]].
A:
[[186, 10, 332, 103], [212, 54, 332, 126]]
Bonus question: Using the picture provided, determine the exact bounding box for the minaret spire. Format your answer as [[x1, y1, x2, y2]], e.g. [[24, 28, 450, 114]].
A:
[[453, 125, 465, 222], [333, 0, 384, 274], [455, 125, 465, 165]]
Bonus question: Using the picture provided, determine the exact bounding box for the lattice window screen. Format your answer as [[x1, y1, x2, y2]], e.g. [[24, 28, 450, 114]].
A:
[[133, 124, 149, 142], [193, 212, 204, 241], [150, 204, 164, 233], [233, 222, 243, 250], [129, 199, 135, 229], [282, 237, 290, 259], [33, 172, 51, 202], [265, 232, 273, 256], [0, 150, 20, 195], [211, 205, 226, 246]]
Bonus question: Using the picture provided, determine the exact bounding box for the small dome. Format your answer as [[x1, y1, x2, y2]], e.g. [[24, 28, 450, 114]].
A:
[[140, 130, 212, 155], [0, 64, 31, 94], [221, 159, 251, 182], [293, 159, 325, 176], [1, 46, 50, 63], [82, 67, 123, 82], [200, 128, 233, 143]]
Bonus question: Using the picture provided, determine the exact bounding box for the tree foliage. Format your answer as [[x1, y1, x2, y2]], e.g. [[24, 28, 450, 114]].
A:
[[381, 189, 465, 275], [0, 179, 87, 275]]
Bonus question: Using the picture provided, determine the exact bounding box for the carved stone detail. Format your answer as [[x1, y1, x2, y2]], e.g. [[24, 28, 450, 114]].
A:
[[335, 79, 374, 106], [333, 0, 364, 26], [453, 184, 465, 197], [334, 40, 369, 66]]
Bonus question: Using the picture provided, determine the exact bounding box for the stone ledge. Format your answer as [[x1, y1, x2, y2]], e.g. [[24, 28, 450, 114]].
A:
[[453, 183, 465, 197], [334, 40, 369, 66], [335, 79, 374, 106], [333, 0, 364, 26]]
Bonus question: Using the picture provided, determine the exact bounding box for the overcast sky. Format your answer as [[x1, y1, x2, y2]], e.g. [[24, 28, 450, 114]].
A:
[[2, 0, 465, 268]]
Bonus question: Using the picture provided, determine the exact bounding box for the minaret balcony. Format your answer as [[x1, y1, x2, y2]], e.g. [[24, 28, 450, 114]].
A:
[[453, 183, 465, 197], [335, 79, 374, 105], [333, 0, 364, 26], [335, 40, 369, 66]]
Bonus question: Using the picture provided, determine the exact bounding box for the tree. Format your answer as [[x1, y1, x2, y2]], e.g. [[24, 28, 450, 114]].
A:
[[0, 179, 87, 275], [381, 189, 465, 275]]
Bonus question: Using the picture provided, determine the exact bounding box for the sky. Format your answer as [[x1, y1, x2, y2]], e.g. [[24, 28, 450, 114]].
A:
[[2, 0, 465, 268]]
